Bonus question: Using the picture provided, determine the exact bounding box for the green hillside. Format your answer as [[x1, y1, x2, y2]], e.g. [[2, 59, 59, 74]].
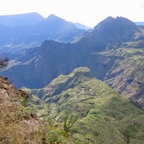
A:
[[104, 47, 144, 109], [26, 67, 144, 144]]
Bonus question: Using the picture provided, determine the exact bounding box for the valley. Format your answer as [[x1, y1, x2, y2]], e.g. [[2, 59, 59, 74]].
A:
[[0, 13, 144, 143]]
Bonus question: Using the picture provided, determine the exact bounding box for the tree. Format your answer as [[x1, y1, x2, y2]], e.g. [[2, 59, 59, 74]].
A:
[[63, 113, 79, 135]]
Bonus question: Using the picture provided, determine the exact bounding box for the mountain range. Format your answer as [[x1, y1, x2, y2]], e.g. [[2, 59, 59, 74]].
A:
[[0, 13, 144, 143], [0, 13, 88, 50], [0, 15, 144, 108]]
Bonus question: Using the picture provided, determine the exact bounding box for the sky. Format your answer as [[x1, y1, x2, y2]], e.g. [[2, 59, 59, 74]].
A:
[[0, 0, 144, 27]]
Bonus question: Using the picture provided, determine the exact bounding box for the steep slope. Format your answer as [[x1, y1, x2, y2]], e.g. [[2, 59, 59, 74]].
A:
[[38, 14, 77, 34], [27, 67, 144, 144], [35, 14, 85, 43], [0, 41, 80, 88], [0, 39, 116, 88], [104, 48, 144, 109], [78, 16, 143, 51], [0, 76, 41, 143]]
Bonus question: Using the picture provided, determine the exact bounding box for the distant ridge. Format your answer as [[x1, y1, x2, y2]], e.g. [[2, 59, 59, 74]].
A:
[[38, 14, 77, 33], [0, 13, 85, 46], [78, 16, 142, 51], [135, 21, 144, 26], [1, 16, 144, 88], [0, 12, 44, 27]]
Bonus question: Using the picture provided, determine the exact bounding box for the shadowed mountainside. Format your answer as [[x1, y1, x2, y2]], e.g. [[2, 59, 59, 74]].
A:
[[0, 16, 144, 108], [77, 16, 143, 52]]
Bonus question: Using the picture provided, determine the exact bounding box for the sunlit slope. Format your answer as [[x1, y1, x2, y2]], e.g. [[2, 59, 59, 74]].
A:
[[27, 67, 144, 144]]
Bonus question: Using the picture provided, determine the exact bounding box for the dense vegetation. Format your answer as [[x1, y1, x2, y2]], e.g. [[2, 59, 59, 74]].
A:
[[25, 67, 144, 144]]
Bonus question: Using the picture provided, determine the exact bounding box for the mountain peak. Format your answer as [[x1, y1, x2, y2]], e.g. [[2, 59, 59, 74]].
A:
[[103, 16, 115, 22], [46, 14, 64, 22], [94, 16, 137, 30], [72, 67, 93, 79], [78, 16, 141, 52], [50, 67, 94, 88], [47, 14, 59, 18], [39, 14, 77, 34], [42, 67, 94, 96]]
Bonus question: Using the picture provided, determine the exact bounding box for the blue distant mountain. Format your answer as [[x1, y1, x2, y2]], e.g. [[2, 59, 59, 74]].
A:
[[0, 13, 86, 46], [135, 21, 144, 26], [0, 12, 44, 27]]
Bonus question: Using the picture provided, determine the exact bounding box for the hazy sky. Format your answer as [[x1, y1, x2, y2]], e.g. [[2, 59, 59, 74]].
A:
[[0, 0, 144, 27]]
